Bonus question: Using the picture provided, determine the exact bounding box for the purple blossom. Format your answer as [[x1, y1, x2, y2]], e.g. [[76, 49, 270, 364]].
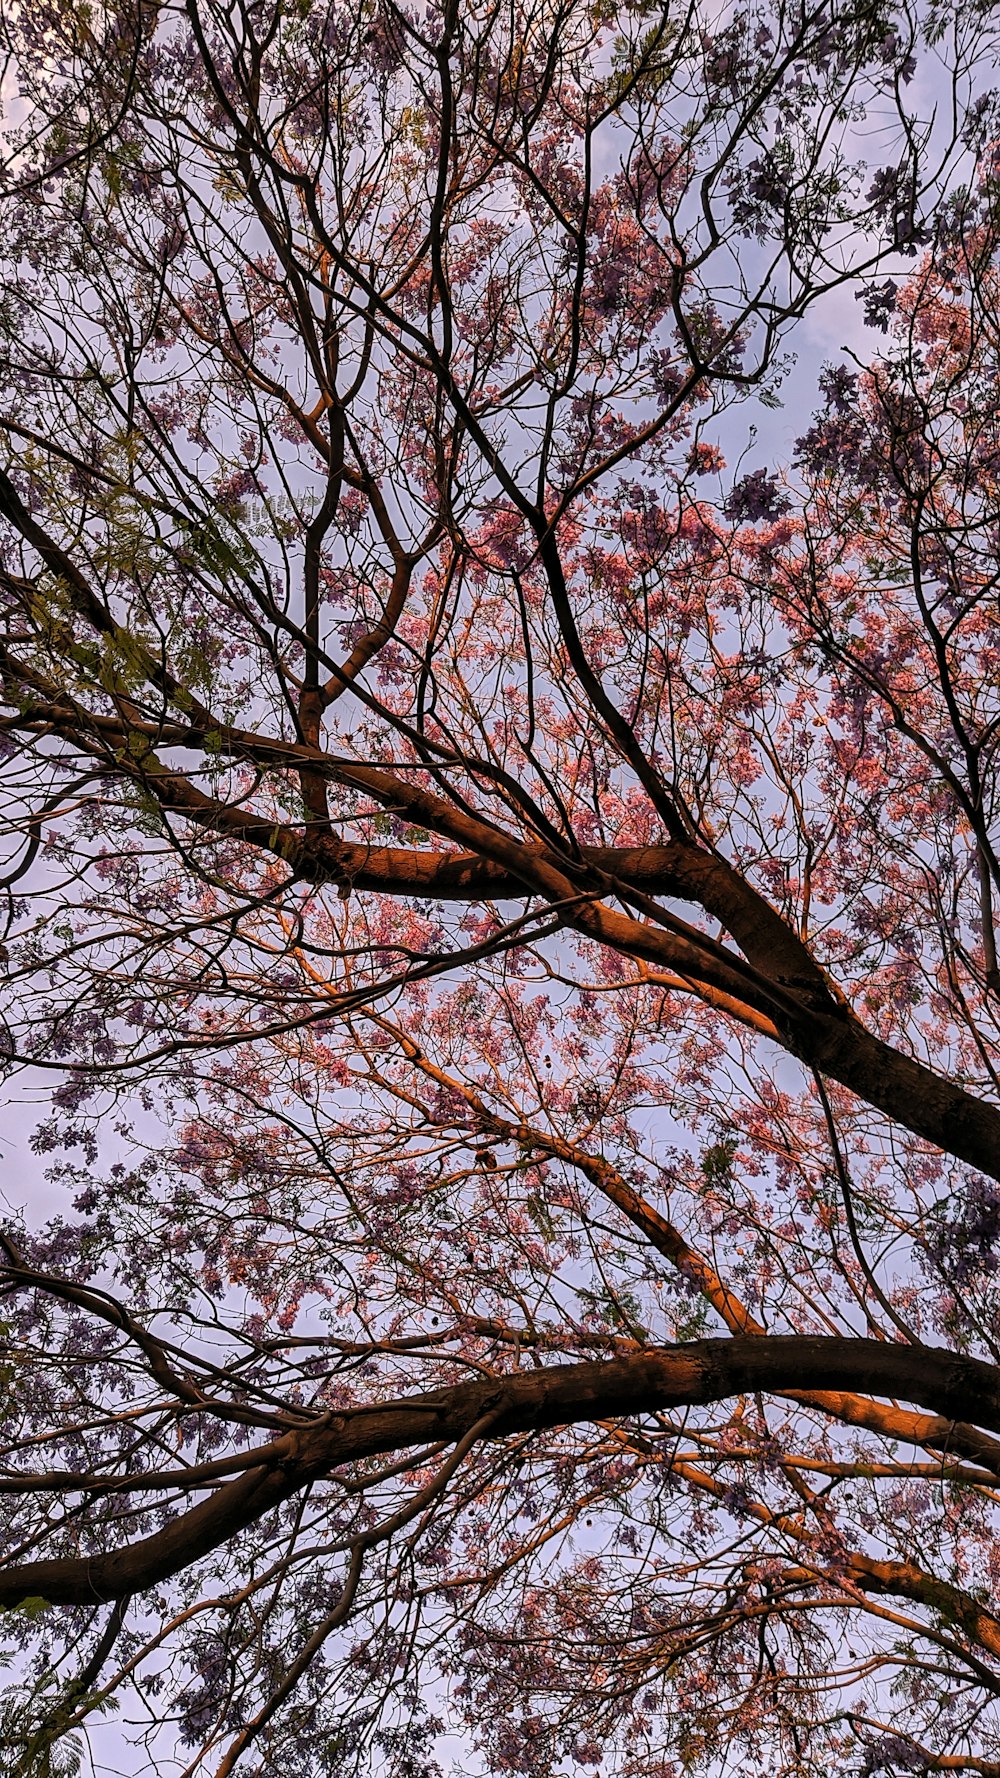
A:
[[962, 88, 1000, 152], [861, 1734, 929, 1775], [730, 153, 789, 240], [857, 279, 898, 333], [865, 165, 927, 253], [818, 363, 859, 413], [723, 467, 791, 525], [879, 31, 917, 84], [926, 1176, 1000, 1288]]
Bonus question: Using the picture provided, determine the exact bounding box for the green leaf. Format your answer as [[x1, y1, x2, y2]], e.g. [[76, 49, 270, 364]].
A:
[[11, 1595, 50, 1619]]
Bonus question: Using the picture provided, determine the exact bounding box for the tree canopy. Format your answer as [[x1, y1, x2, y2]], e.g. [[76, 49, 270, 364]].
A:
[[3, 0, 1000, 1772]]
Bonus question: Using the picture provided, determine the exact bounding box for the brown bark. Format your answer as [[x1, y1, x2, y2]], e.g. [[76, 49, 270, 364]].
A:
[[7, 656, 1000, 1178], [4, 1335, 1000, 1607]]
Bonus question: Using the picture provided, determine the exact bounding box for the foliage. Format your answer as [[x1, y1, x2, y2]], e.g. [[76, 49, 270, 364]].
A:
[[1, 0, 1000, 1774]]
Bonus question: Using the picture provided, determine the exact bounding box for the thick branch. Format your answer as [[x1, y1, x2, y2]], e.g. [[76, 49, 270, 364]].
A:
[[10, 682, 1000, 1178], [3, 1336, 1000, 1607]]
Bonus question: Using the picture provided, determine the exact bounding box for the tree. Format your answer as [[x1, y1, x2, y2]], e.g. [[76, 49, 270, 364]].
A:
[[1, 0, 1000, 1771]]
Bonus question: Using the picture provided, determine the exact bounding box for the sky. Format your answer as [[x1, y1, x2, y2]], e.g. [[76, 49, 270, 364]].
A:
[[0, 10, 985, 1778]]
